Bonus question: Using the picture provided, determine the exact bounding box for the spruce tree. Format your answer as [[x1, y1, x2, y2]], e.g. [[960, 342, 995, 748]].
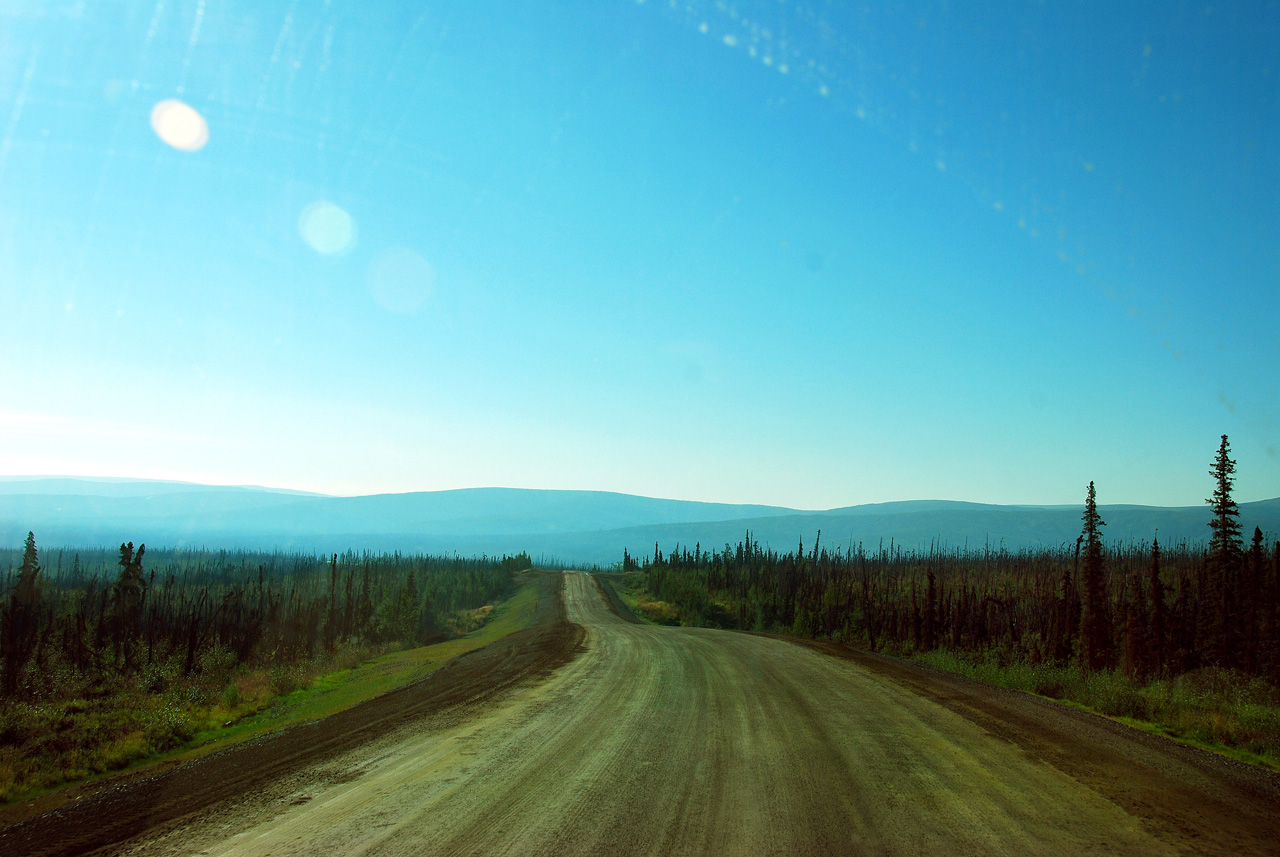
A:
[[1207, 435, 1243, 562], [923, 567, 938, 652], [398, 571, 421, 642], [1056, 543, 1080, 663], [1, 532, 43, 695], [1079, 481, 1111, 672], [112, 542, 147, 670], [1148, 537, 1166, 678], [323, 553, 339, 652], [1242, 527, 1265, 673], [1267, 539, 1280, 683], [1124, 566, 1150, 680], [1205, 434, 1242, 666]]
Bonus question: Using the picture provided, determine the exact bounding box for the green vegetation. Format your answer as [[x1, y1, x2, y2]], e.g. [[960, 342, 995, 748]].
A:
[[188, 573, 540, 748], [627, 436, 1280, 767], [913, 651, 1280, 769], [606, 573, 682, 625], [0, 544, 533, 802]]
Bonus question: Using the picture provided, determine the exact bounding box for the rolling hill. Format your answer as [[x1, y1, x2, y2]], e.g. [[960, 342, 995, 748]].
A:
[[1, 477, 1276, 565]]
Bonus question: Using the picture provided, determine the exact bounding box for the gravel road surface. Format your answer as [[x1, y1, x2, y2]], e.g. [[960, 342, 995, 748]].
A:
[[9, 571, 1280, 855]]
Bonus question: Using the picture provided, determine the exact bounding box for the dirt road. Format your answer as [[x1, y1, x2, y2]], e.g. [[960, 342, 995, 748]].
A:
[[9, 571, 1280, 855]]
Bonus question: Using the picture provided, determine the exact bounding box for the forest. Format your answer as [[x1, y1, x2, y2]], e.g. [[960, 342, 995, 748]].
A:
[[0, 541, 529, 799], [623, 436, 1280, 761]]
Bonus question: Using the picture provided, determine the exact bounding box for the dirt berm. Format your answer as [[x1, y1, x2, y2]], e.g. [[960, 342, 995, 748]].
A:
[[0, 571, 584, 857]]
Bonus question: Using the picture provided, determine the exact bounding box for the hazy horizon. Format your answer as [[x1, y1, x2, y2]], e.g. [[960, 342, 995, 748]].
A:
[[3, 2, 1277, 509], [3, 473, 1277, 512]]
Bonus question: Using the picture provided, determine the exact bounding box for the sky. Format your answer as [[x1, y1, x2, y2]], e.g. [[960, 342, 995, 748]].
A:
[[0, 0, 1277, 509]]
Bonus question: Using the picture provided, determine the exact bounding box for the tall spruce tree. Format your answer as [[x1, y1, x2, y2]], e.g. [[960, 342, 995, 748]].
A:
[[1148, 536, 1166, 678], [1, 532, 43, 695], [112, 542, 147, 670], [1208, 434, 1243, 562], [1079, 481, 1111, 672], [1205, 434, 1242, 666]]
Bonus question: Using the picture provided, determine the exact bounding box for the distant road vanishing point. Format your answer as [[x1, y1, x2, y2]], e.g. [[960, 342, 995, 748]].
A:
[[5, 572, 1279, 856]]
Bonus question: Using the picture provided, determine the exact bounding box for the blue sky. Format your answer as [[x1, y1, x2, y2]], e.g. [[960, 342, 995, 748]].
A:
[[1, 0, 1277, 508]]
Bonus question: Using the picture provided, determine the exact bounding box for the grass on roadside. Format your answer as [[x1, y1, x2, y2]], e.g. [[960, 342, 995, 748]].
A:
[[912, 648, 1280, 771], [0, 577, 540, 804], [607, 575, 681, 625], [187, 577, 539, 747]]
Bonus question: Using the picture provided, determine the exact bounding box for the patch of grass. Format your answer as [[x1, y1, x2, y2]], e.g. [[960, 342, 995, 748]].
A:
[[0, 692, 201, 801], [447, 604, 495, 636], [206, 579, 538, 743], [610, 577, 682, 625], [912, 649, 1280, 771], [0, 579, 540, 804]]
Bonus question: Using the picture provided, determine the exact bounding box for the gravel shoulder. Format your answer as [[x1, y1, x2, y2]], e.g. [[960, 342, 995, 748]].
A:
[[768, 633, 1280, 856]]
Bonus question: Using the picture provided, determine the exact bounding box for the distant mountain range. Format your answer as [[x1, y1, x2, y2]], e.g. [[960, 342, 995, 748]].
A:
[[1, 477, 1277, 565]]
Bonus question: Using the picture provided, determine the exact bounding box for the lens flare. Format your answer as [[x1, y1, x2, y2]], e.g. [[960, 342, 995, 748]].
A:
[[367, 247, 434, 313], [298, 201, 356, 255], [150, 99, 209, 152]]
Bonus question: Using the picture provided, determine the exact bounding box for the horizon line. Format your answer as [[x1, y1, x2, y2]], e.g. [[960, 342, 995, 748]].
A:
[[2, 473, 1276, 510]]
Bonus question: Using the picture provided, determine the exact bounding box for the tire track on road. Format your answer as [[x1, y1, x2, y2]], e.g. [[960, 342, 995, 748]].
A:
[[42, 570, 1280, 856]]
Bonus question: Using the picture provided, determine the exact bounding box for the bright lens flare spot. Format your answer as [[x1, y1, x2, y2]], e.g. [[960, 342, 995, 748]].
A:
[[367, 247, 434, 313], [150, 99, 209, 152], [299, 201, 356, 255]]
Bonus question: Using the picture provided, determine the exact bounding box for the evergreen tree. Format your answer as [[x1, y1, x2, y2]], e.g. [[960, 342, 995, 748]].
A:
[[1079, 481, 1111, 672], [1242, 527, 1265, 672], [922, 567, 938, 652], [1124, 566, 1150, 680], [1207, 434, 1243, 562], [1205, 434, 1242, 666], [1, 532, 43, 694], [1266, 539, 1280, 683], [1055, 542, 1080, 663], [323, 553, 339, 651], [398, 571, 421, 642], [373, 571, 422, 643], [111, 542, 147, 670], [356, 565, 374, 638], [1148, 536, 1166, 678]]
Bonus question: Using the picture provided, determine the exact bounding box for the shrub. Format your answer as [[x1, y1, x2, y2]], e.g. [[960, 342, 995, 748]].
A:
[[97, 732, 149, 771], [145, 701, 194, 751], [269, 664, 307, 696]]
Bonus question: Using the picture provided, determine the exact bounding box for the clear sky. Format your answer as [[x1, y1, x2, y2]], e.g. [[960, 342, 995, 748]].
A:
[[1, 1, 1277, 509]]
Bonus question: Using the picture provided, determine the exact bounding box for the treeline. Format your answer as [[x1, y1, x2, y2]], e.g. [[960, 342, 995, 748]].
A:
[[0, 540, 531, 699], [630, 435, 1280, 684]]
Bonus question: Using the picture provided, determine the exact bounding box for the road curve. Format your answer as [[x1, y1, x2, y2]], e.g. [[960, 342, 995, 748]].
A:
[[105, 572, 1277, 856]]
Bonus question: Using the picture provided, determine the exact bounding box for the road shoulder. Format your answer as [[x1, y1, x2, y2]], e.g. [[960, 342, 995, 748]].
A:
[[0, 571, 586, 857], [774, 633, 1280, 856]]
